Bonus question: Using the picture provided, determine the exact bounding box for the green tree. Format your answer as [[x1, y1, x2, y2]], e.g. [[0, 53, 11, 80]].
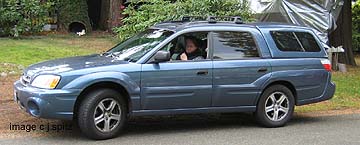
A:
[[114, 0, 253, 41], [353, 0, 360, 52], [0, 0, 56, 37]]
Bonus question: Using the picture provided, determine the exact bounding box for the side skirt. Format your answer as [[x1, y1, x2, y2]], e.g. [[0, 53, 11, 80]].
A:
[[131, 106, 256, 116]]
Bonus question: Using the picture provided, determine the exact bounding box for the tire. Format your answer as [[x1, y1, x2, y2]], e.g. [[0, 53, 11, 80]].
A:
[[77, 89, 127, 140], [255, 85, 295, 127]]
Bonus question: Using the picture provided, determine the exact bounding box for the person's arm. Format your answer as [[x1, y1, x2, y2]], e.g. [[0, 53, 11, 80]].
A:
[[180, 53, 188, 60]]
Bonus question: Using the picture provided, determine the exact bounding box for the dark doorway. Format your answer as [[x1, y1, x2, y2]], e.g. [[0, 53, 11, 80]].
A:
[[69, 22, 86, 33], [87, 0, 102, 30], [87, 0, 110, 30]]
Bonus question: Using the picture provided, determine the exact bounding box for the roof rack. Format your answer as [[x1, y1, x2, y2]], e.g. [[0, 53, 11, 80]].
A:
[[180, 16, 244, 24]]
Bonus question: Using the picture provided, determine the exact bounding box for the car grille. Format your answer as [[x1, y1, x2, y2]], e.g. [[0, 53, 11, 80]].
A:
[[20, 74, 31, 86]]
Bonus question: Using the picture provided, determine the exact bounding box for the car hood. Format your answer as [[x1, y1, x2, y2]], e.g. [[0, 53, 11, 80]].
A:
[[24, 54, 129, 76]]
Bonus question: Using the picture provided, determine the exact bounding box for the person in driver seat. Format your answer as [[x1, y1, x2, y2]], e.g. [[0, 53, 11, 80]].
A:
[[178, 36, 204, 60]]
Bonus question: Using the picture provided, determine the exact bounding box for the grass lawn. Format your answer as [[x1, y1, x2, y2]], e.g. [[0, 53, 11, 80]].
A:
[[0, 35, 359, 113], [0, 34, 118, 73]]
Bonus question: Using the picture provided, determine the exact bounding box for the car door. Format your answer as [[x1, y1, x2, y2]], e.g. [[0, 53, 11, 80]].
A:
[[211, 30, 271, 107], [140, 32, 212, 110]]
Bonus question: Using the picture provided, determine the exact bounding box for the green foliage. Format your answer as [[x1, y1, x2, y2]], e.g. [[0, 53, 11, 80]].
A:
[[0, 0, 56, 37], [352, 1, 360, 51], [114, 0, 254, 41], [57, 0, 91, 32]]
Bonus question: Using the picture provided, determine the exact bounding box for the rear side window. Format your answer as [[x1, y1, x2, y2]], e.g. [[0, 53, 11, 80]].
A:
[[213, 31, 259, 60], [270, 31, 321, 52]]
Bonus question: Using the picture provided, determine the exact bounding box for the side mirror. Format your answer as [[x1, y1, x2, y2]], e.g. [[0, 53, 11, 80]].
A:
[[154, 50, 170, 63]]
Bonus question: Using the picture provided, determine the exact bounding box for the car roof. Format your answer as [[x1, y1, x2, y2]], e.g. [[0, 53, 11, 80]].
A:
[[151, 21, 311, 32]]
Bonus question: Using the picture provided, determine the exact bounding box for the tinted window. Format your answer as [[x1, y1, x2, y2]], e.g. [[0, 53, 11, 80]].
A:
[[270, 31, 303, 52], [295, 32, 321, 52], [270, 31, 321, 52], [213, 31, 259, 60]]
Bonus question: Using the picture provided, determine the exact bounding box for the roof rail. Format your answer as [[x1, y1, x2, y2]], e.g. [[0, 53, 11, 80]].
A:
[[180, 16, 244, 24], [181, 16, 207, 22]]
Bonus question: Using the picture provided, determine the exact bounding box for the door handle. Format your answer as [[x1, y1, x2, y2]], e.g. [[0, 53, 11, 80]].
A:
[[197, 70, 208, 75], [257, 68, 268, 72]]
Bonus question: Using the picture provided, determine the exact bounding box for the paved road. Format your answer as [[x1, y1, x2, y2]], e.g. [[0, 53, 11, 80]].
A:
[[1, 113, 360, 145]]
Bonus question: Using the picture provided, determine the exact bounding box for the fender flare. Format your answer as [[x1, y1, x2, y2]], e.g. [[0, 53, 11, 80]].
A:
[[62, 71, 140, 95]]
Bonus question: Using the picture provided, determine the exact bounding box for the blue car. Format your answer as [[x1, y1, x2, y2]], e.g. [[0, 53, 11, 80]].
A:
[[13, 17, 335, 139]]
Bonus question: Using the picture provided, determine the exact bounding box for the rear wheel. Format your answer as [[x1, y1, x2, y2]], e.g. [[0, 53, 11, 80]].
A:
[[255, 85, 295, 127], [77, 89, 127, 140]]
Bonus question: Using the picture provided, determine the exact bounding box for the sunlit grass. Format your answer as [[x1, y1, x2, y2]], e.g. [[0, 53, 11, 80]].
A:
[[0, 34, 118, 73]]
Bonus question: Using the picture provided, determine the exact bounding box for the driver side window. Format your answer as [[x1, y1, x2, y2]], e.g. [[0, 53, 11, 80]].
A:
[[148, 31, 210, 63]]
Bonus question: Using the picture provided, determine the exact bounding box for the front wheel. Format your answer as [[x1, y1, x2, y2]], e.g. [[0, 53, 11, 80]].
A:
[[77, 89, 127, 140], [255, 85, 295, 127]]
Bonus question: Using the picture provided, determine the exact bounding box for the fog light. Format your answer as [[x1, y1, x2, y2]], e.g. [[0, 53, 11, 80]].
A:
[[27, 101, 40, 117]]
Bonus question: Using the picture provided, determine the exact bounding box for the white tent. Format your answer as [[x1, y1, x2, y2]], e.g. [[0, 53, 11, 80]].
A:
[[248, 0, 344, 44]]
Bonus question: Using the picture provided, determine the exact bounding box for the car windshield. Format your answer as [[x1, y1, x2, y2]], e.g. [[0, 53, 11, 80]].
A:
[[105, 29, 174, 62]]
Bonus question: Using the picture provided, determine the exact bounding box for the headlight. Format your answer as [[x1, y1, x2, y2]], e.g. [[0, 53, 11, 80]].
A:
[[31, 75, 61, 89]]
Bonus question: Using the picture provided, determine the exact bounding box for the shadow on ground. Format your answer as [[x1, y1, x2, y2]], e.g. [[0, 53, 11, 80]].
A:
[[41, 113, 327, 141]]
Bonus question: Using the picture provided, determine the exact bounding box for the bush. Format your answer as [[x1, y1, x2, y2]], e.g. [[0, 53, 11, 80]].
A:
[[353, 1, 360, 52], [0, 0, 56, 37], [114, 0, 253, 41]]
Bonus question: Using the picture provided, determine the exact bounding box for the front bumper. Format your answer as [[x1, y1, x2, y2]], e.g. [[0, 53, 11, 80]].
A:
[[13, 81, 81, 120]]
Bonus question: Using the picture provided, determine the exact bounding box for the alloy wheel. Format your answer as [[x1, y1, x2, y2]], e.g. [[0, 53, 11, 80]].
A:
[[264, 92, 289, 122], [93, 98, 122, 133]]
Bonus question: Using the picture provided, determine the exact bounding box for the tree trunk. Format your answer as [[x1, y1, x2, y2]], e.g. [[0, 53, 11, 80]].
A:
[[99, 0, 110, 30], [329, 0, 356, 66], [108, 0, 123, 32]]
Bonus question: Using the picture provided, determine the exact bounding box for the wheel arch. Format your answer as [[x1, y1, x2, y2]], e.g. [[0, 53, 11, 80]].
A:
[[257, 80, 298, 106], [73, 81, 132, 120]]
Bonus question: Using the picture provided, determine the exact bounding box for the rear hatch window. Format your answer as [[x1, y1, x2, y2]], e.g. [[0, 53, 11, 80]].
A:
[[270, 31, 321, 52]]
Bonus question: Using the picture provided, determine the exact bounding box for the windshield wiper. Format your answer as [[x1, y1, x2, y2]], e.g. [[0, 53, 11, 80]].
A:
[[101, 52, 122, 58], [102, 52, 136, 62]]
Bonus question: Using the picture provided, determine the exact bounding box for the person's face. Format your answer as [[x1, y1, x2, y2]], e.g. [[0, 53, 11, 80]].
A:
[[185, 39, 197, 53]]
